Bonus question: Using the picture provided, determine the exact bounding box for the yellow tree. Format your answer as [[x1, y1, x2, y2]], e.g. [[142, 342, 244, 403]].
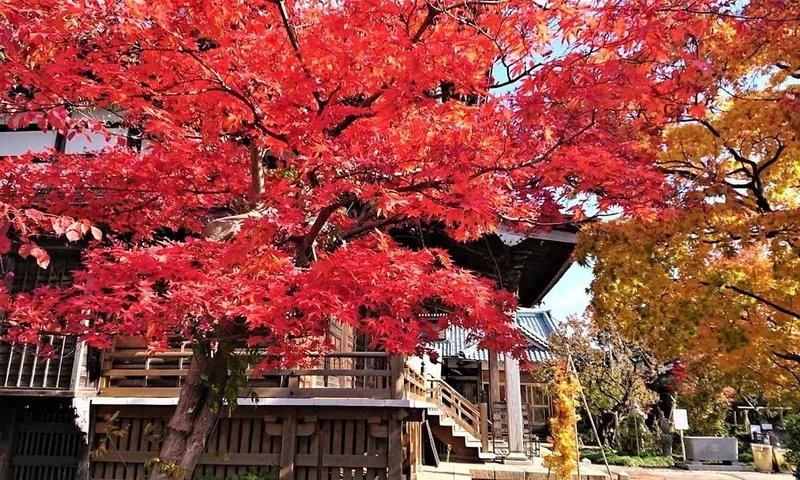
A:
[[578, 1, 800, 398]]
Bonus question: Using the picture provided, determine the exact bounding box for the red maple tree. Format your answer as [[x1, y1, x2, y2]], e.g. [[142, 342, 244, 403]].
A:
[[0, 0, 749, 476]]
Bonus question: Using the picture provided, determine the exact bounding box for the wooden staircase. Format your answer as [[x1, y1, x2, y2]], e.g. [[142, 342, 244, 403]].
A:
[[424, 377, 495, 461]]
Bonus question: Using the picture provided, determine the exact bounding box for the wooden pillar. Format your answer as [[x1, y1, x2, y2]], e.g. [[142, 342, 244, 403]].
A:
[[479, 392, 489, 453], [388, 416, 403, 480], [280, 408, 298, 480], [390, 356, 405, 399], [504, 356, 528, 463], [0, 402, 17, 480], [488, 350, 501, 440]]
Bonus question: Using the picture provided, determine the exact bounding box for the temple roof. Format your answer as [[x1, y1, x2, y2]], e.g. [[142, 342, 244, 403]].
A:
[[434, 309, 558, 363], [392, 224, 578, 309]]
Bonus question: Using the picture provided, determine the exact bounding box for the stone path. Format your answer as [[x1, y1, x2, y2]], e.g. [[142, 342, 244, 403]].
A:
[[420, 460, 609, 480], [609, 466, 795, 480]]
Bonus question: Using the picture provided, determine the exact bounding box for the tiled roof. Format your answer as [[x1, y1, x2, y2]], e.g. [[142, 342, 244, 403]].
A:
[[434, 309, 557, 363]]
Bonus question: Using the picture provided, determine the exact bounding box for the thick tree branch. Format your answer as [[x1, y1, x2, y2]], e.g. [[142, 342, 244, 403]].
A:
[[776, 62, 800, 78], [340, 215, 403, 241], [718, 283, 800, 321], [772, 350, 800, 364], [693, 117, 773, 212], [325, 87, 388, 138], [295, 195, 357, 266], [249, 145, 265, 205], [756, 140, 785, 175]]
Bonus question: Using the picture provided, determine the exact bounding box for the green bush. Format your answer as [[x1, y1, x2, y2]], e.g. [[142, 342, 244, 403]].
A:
[[783, 414, 800, 478], [196, 467, 279, 480], [580, 449, 674, 468], [617, 411, 661, 456], [738, 451, 754, 465], [784, 413, 800, 467]]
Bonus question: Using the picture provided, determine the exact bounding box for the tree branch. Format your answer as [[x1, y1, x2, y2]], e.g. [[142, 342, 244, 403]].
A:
[[324, 87, 387, 138], [295, 195, 356, 266], [411, 0, 506, 42], [249, 144, 265, 205], [274, 0, 324, 110], [772, 350, 800, 364], [719, 284, 800, 321], [340, 215, 403, 241]]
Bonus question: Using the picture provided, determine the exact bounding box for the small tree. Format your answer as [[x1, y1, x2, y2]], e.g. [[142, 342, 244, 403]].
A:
[[547, 316, 658, 447], [544, 365, 579, 480]]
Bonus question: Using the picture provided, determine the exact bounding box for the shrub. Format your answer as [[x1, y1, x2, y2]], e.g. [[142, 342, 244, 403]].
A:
[[617, 410, 661, 456], [738, 451, 754, 465], [196, 467, 279, 480], [783, 414, 800, 469], [580, 449, 674, 468]]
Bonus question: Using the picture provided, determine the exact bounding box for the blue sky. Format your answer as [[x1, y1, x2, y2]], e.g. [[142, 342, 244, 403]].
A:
[[538, 263, 592, 322]]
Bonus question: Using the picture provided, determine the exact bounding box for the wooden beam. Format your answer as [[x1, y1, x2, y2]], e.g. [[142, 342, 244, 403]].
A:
[[104, 368, 390, 378], [97, 386, 393, 399], [95, 451, 281, 466]]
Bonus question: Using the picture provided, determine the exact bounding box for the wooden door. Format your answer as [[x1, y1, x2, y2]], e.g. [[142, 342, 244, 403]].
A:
[[522, 384, 551, 432]]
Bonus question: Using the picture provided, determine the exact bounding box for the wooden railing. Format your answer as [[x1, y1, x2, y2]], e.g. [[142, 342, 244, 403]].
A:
[[1, 335, 78, 391], [403, 366, 427, 401], [428, 378, 482, 440], [99, 344, 413, 399]]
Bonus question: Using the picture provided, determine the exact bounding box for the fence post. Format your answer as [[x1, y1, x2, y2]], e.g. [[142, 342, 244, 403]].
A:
[[280, 408, 298, 480], [479, 391, 489, 453], [388, 412, 404, 480], [390, 356, 405, 399]]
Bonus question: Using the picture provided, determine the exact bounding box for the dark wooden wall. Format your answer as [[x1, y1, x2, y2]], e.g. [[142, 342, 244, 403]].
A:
[[0, 398, 85, 480]]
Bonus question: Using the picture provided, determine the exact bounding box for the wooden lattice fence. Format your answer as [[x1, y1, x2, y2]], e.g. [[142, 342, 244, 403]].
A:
[[90, 406, 420, 480]]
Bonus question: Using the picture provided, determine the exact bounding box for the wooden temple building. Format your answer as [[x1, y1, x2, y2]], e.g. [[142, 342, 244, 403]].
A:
[[0, 117, 578, 480]]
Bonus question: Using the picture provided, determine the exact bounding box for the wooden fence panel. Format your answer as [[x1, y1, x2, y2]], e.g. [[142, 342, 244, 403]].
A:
[[90, 407, 395, 480], [7, 399, 83, 480]]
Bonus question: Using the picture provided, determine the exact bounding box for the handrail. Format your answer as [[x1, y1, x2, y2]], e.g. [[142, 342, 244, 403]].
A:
[[403, 366, 427, 400], [100, 349, 394, 397], [106, 349, 388, 359], [427, 377, 481, 440], [429, 378, 481, 417]]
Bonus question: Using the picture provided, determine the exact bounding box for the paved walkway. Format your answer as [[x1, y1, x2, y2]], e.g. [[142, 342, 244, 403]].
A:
[[609, 466, 795, 480], [420, 460, 609, 479]]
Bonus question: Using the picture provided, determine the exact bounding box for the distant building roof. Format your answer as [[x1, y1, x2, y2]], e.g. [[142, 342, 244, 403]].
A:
[[434, 309, 558, 363]]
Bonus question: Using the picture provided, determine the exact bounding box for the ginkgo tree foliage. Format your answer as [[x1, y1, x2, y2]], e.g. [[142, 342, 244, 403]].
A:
[[579, 1, 800, 400], [0, 0, 763, 476]]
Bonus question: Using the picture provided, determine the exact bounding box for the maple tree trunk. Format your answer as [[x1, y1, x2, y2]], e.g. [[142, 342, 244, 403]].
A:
[[149, 347, 228, 480]]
